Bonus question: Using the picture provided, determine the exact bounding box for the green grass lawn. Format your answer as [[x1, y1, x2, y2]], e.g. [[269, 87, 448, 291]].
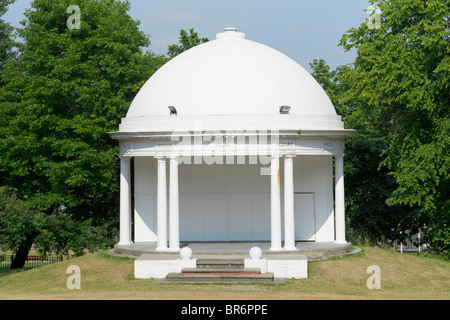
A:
[[0, 246, 448, 300]]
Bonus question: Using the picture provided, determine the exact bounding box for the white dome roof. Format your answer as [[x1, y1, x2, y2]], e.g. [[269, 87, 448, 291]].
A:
[[126, 28, 337, 118]]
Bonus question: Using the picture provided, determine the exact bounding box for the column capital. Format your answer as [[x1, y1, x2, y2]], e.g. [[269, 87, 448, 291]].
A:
[[334, 153, 345, 159], [119, 155, 132, 162], [284, 154, 296, 160], [155, 155, 166, 161]]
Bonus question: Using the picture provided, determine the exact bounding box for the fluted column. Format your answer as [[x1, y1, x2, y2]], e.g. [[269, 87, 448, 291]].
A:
[[119, 156, 132, 245], [270, 156, 282, 251], [156, 156, 168, 251], [169, 156, 180, 252], [334, 154, 347, 244], [284, 155, 297, 250]]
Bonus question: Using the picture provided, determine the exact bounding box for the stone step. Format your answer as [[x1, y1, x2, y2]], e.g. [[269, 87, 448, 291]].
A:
[[163, 258, 277, 283], [165, 272, 275, 283], [196, 259, 244, 268], [181, 267, 261, 274]]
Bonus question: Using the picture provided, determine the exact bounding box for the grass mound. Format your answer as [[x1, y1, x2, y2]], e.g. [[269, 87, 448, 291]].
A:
[[0, 246, 448, 299]]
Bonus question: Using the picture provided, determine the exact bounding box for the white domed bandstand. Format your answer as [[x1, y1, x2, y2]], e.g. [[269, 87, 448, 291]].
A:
[[109, 28, 355, 279]]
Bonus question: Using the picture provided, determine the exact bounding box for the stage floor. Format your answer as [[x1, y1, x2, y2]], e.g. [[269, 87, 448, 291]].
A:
[[113, 241, 359, 261]]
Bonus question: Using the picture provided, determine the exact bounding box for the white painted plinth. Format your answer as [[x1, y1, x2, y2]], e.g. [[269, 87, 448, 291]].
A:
[[266, 258, 308, 279], [244, 258, 267, 273], [245, 255, 308, 279], [134, 254, 197, 279]]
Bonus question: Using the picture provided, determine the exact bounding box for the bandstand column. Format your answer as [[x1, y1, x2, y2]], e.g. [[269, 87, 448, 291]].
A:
[[169, 156, 180, 252], [156, 156, 168, 251], [334, 154, 347, 244], [270, 156, 283, 251], [119, 156, 132, 245], [284, 155, 297, 250]]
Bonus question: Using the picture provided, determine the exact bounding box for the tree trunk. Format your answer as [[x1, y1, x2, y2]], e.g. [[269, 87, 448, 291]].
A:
[[10, 238, 35, 269]]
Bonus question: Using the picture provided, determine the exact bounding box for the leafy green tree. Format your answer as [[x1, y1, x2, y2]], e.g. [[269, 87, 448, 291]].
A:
[[343, 134, 411, 246], [310, 59, 409, 247], [167, 28, 208, 58], [309, 59, 342, 111], [0, 187, 44, 268], [0, 0, 165, 267], [0, 0, 15, 62], [338, 0, 449, 255]]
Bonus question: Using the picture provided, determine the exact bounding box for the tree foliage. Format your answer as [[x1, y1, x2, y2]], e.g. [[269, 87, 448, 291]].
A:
[[0, 187, 44, 256], [310, 59, 408, 247], [0, 186, 108, 262], [0, 0, 165, 266], [167, 28, 208, 58], [312, 0, 449, 255], [0, 0, 16, 68]]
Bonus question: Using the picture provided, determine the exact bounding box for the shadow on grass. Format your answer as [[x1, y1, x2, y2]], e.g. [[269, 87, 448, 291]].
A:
[[0, 264, 48, 279]]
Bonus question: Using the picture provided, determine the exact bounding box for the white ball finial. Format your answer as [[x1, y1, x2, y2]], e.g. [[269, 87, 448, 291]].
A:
[[180, 247, 193, 260], [249, 246, 262, 260]]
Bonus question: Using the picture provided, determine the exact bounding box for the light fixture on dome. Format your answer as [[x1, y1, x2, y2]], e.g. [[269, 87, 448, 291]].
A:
[[168, 106, 177, 116], [279, 105, 291, 114]]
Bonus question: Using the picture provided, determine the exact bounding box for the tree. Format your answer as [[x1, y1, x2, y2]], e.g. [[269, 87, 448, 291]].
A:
[[0, 0, 15, 64], [0, 187, 44, 268], [309, 59, 341, 111], [167, 28, 208, 58], [310, 59, 409, 247], [338, 0, 449, 255], [0, 0, 165, 267]]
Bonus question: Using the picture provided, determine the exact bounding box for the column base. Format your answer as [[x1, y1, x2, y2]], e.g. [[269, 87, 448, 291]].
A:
[[118, 241, 132, 246], [334, 240, 348, 245], [283, 247, 299, 251], [168, 247, 180, 252], [155, 247, 168, 252], [269, 247, 284, 252]]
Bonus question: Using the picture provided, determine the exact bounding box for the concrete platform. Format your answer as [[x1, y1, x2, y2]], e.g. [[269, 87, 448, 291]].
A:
[[134, 252, 308, 281], [126, 242, 361, 281], [113, 241, 359, 261]]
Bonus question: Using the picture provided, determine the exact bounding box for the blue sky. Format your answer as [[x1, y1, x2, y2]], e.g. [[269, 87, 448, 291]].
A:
[[3, 0, 371, 72]]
